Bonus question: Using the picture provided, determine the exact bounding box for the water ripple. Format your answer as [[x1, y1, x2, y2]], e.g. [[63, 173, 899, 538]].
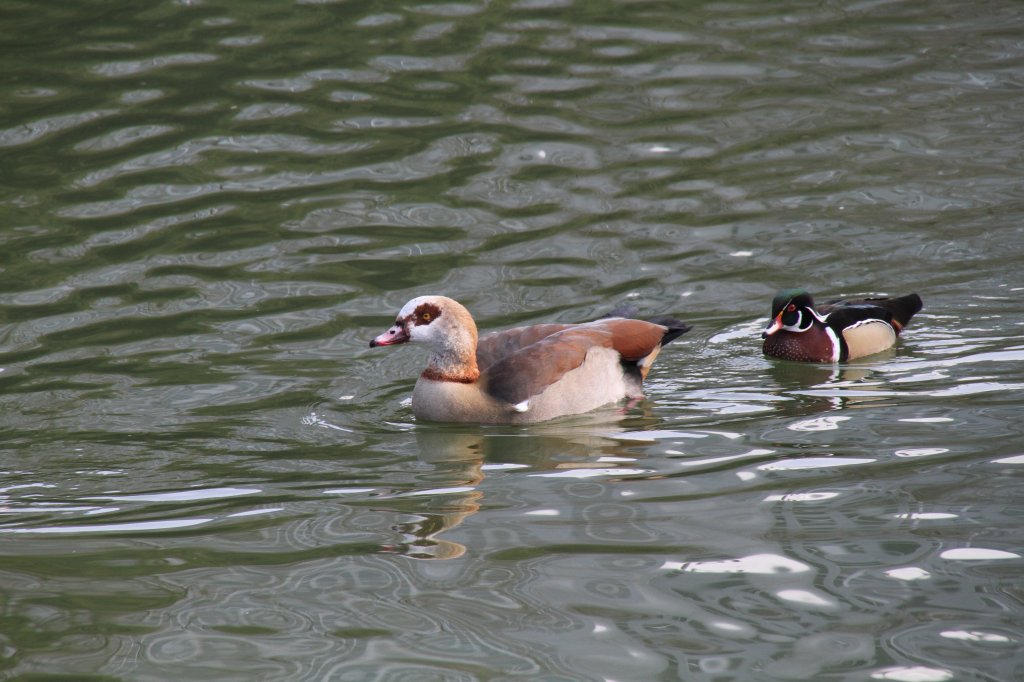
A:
[[0, 109, 120, 148], [91, 53, 219, 78]]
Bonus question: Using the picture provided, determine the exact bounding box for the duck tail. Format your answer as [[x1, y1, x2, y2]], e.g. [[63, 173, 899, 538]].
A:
[[601, 304, 691, 345], [882, 293, 923, 332], [645, 315, 692, 346]]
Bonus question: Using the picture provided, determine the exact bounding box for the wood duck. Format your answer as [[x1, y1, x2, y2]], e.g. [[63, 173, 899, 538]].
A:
[[762, 289, 922, 362], [370, 295, 690, 423]]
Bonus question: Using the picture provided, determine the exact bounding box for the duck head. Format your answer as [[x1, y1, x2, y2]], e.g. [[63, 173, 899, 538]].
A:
[[762, 289, 818, 338]]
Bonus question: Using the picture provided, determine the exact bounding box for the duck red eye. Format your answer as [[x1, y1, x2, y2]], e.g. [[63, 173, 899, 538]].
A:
[[787, 304, 796, 312]]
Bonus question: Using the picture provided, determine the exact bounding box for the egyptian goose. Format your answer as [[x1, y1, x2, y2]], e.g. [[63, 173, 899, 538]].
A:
[[369, 295, 690, 423], [762, 289, 923, 362]]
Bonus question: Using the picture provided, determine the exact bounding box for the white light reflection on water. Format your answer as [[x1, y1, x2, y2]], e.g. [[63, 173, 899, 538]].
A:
[[662, 553, 811, 574], [480, 463, 530, 471], [759, 457, 875, 471], [679, 448, 775, 469], [86, 487, 261, 503], [992, 454, 1024, 464], [775, 589, 837, 609], [940, 630, 1014, 644], [788, 415, 850, 431], [323, 487, 378, 495], [885, 567, 931, 581], [870, 666, 954, 682], [0, 518, 213, 534], [894, 448, 949, 458], [398, 485, 476, 497], [893, 512, 958, 520], [707, 320, 765, 345], [0, 503, 113, 515], [226, 508, 281, 518], [529, 468, 650, 479], [301, 411, 355, 432], [0, 488, 267, 534], [763, 491, 840, 502], [604, 429, 732, 441], [939, 547, 1020, 561]]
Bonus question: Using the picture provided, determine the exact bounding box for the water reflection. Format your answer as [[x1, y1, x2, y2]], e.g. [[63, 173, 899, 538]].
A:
[[405, 421, 665, 558]]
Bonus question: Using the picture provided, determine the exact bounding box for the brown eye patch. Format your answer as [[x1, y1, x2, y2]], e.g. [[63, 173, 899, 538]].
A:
[[413, 302, 441, 326]]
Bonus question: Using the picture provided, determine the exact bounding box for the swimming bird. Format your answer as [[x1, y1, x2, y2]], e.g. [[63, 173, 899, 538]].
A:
[[762, 289, 922, 362], [370, 295, 690, 423]]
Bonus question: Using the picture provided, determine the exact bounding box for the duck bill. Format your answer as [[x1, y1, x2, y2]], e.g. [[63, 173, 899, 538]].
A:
[[761, 315, 783, 339], [369, 324, 409, 347]]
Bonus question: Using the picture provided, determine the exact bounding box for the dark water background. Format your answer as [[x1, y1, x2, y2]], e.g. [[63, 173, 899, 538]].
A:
[[2, 0, 1023, 680]]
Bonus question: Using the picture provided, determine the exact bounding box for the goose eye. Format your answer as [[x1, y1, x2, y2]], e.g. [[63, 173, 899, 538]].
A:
[[421, 312, 432, 322]]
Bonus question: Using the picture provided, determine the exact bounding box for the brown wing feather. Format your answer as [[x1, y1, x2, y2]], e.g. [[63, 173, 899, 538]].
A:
[[475, 323, 574, 372], [592, 318, 670, 361], [481, 319, 669, 406], [480, 326, 612, 406]]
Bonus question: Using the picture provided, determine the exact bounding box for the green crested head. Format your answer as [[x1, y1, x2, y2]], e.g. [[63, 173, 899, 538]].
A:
[[770, 288, 813, 317]]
